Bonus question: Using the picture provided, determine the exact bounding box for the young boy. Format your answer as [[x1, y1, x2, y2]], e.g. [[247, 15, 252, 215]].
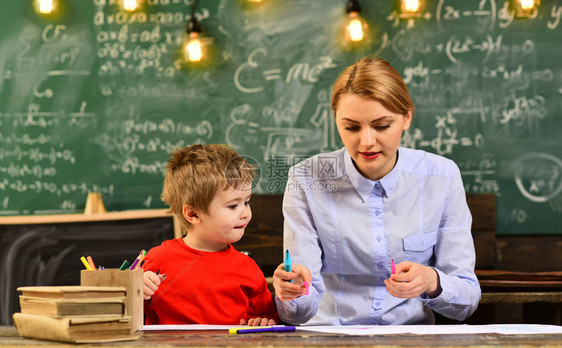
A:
[[142, 144, 277, 326]]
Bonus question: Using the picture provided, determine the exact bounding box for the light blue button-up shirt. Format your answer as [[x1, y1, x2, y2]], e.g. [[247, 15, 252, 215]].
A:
[[276, 147, 481, 325]]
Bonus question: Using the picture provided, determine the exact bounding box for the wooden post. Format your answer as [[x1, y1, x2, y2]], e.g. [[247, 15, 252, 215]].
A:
[[84, 192, 106, 214]]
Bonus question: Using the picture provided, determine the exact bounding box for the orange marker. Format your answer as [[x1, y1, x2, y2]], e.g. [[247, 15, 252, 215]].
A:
[[87, 256, 96, 271]]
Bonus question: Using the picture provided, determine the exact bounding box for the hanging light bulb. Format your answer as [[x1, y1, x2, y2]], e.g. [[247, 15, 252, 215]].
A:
[[121, 0, 138, 12], [403, 0, 420, 12], [346, 14, 365, 42], [401, 0, 425, 17], [520, 0, 536, 9], [185, 33, 202, 62], [514, 0, 540, 17], [34, 0, 56, 15], [184, 12, 203, 62], [345, 0, 367, 43]]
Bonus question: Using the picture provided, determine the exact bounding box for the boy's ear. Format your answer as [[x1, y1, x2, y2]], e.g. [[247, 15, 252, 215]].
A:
[[182, 204, 201, 224]]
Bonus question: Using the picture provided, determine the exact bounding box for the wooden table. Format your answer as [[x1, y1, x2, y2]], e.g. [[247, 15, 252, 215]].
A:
[[2, 326, 562, 347]]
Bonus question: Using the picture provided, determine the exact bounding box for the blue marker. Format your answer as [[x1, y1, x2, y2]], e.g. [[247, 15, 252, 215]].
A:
[[284, 249, 293, 283], [230, 326, 296, 334]]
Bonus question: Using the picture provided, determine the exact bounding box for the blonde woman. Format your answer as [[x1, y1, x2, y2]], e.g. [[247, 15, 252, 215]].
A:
[[273, 58, 481, 325]]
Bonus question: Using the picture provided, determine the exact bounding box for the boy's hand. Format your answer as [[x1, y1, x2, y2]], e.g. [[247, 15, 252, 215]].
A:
[[384, 261, 442, 298], [143, 271, 167, 300], [273, 263, 311, 301], [239, 318, 276, 326]]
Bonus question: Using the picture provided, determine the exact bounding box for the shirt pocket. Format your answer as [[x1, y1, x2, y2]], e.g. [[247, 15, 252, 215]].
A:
[[402, 231, 437, 264]]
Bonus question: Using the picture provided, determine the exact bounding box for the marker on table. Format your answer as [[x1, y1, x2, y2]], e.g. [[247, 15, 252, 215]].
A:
[[229, 326, 296, 334], [80, 256, 93, 271], [391, 259, 396, 275], [284, 249, 293, 283]]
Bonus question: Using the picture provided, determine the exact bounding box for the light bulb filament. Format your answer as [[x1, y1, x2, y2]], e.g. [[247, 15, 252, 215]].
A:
[[348, 18, 364, 42], [185, 35, 202, 62], [520, 0, 535, 10], [123, 0, 138, 11], [37, 0, 54, 14], [346, 11, 366, 43], [404, 0, 420, 12]]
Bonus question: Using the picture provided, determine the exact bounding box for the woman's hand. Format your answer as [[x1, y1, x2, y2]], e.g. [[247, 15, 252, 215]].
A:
[[384, 261, 442, 298], [143, 271, 167, 300], [273, 263, 312, 301], [239, 318, 276, 326]]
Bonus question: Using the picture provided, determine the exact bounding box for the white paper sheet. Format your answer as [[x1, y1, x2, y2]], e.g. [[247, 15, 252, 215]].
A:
[[296, 324, 562, 336], [486, 324, 562, 335], [142, 324, 562, 335]]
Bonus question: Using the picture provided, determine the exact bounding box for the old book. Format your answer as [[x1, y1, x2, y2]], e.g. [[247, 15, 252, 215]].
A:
[[19, 296, 125, 317], [17, 286, 126, 299], [13, 312, 137, 343]]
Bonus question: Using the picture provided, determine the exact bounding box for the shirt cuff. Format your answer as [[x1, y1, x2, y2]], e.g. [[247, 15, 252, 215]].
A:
[[275, 296, 298, 323], [421, 268, 454, 307]]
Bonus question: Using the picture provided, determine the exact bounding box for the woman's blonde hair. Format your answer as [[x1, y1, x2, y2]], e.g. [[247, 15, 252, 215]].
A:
[[331, 57, 415, 117], [161, 144, 255, 229]]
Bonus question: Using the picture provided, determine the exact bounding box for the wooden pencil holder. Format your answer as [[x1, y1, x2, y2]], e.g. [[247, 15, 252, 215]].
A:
[[80, 269, 143, 332]]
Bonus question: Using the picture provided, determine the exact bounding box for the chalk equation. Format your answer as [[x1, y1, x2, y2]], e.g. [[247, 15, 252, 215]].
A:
[[234, 48, 337, 94], [514, 153, 562, 203]]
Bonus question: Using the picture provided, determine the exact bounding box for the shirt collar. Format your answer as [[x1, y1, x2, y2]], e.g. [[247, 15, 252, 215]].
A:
[[343, 148, 403, 201], [379, 147, 403, 199], [344, 149, 376, 202]]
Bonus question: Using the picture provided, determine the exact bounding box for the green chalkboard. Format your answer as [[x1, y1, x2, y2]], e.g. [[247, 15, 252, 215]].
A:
[[0, 0, 561, 235]]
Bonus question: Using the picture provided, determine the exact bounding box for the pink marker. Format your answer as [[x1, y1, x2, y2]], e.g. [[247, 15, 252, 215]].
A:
[[303, 281, 310, 295], [391, 259, 396, 275]]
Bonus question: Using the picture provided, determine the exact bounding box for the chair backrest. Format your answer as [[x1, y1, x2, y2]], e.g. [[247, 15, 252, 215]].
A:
[[466, 193, 497, 269]]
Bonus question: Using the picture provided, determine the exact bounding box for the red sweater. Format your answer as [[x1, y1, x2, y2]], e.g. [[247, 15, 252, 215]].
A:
[[142, 238, 277, 325]]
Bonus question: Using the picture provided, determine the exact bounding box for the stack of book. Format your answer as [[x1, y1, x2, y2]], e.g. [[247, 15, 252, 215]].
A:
[[13, 286, 138, 343]]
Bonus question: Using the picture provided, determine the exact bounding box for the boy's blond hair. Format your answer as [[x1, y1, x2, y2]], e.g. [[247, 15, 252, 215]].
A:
[[161, 144, 255, 229]]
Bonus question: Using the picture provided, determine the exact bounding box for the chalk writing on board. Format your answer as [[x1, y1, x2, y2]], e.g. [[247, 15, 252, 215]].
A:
[[514, 153, 562, 203], [226, 88, 339, 163], [0, 0, 560, 235], [548, 4, 562, 29], [387, 10, 432, 29], [234, 48, 337, 94], [0, 179, 114, 196], [500, 94, 546, 127], [457, 156, 499, 195], [436, 0, 498, 31], [391, 31, 504, 64], [225, 103, 320, 161], [402, 111, 485, 156]]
